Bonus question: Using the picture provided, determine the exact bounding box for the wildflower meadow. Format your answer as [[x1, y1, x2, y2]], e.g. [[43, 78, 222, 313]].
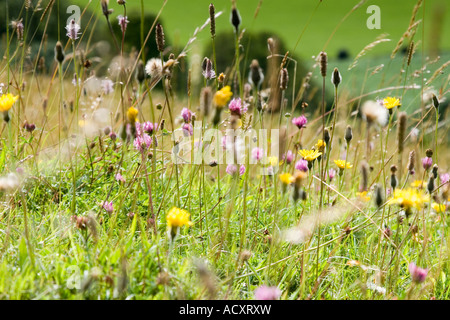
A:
[[0, 0, 449, 303]]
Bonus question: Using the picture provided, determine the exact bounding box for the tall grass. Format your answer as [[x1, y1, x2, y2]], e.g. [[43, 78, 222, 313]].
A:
[[0, 0, 448, 300]]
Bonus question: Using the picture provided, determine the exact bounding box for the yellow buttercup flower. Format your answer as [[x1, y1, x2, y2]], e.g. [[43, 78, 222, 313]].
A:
[[127, 106, 139, 123], [279, 173, 294, 185], [334, 160, 352, 169], [356, 191, 370, 202], [432, 203, 446, 213], [166, 207, 192, 230], [389, 188, 429, 210], [0, 93, 19, 112], [299, 149, 322, 162], [383, 97, 401, 110], [214, 86, 233, 107]]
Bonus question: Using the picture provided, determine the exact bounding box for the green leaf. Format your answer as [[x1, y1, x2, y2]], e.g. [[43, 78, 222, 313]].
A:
[[18, 237, 27, 267], [0, 141, 6, 173]]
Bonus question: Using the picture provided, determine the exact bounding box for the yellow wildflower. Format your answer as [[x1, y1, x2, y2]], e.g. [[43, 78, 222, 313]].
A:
[[411, 180, 425, 188], [218, 73, 225, 83], [268, 156, 279, 167], [334, 160, 352, 169], [356, 191, 370, 202], [383, 97, 401, 109], [0, 93, 19, 112], [214, 86, 233, 107], [299, 149, 322, 162], [166, 207, 192, 230], [293, 171, 307, 186], [432, 203, 446, 213], [389, 188, 429, 210], [127, 106, 139, 123], [279, 173, 294, 185], [315, 139, 326, 152]]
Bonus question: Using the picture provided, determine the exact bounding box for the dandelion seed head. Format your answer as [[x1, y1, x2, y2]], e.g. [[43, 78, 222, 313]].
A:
[[145, 58, 163, 78]]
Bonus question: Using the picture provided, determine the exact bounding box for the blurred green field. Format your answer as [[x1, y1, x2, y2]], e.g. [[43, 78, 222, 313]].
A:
[[73, 0, 450, 59]]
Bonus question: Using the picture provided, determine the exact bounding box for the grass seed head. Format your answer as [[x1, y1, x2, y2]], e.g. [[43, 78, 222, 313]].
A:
[[407, 150, 415, 174], [331, 67, 342, 87], [375, 184, 384, 208], [209, 3, 216, 38], [360, 161, 369, 192], [231, 5, 241, 33], [249, 59, 264, 89], [136, 60, 146, 84], [319, 51, 328, 77], [432, 94, 439, 109], [156, 23, 165, 52], [280, 68, 289, 90], [397, 112, 407, 154], [54, 41, 65, 64], [345, 125, 353, 143], [432, 164, 439, 179]]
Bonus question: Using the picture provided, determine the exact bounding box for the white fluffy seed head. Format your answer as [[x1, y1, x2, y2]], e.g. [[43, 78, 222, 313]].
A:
[[361, 100, 388, 127], [145, 58, 163, 78]]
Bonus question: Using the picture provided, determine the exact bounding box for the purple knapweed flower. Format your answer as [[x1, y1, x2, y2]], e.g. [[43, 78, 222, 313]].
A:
[[101, 201, 114, 214], [143, 122, 154, 135], [115, 173, 125, 183], [134, 134, 152, 152], [182, 123, 193, 136], [422, 157, 432, 170], [254, 285, 281, 300], [292, 115, 307, 129], [295, 159, 308, 172], [229, 98, 243, 116], [239, 164, 246, 176], [226, 164, 237, 176], [409, 262, 428, 284], [181, 107, 193, 123], [283, 150, 294, 165], [440, 173, 450, 185], [327, 168, 337, 182], [252, 147, 263, 161], [228, 98, 248, 117]]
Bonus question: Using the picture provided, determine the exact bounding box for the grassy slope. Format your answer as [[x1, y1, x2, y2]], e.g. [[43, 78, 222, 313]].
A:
[[72, 0, 450, 59]]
